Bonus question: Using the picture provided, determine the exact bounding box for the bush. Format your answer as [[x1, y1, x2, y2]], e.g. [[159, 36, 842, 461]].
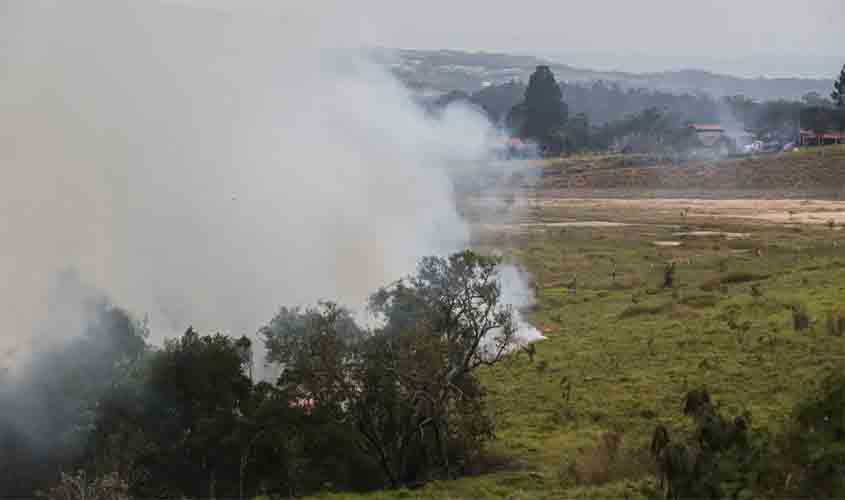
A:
[[784, 371, 845, 498], [792, 305, 810, 332], [826, 311, 845, 336], [38, 471, 130, 500], [647, 373, 845, 499], [650, 389, 771, 499]]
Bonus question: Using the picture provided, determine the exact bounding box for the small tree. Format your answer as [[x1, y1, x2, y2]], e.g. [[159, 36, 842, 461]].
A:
[[662, 262, 676, 289], [365, 251, 517, 484], [263, 251, 517, 488]]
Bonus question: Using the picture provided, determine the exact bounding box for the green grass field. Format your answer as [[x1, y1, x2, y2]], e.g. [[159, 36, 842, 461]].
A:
[[313, 195, 845, 499]]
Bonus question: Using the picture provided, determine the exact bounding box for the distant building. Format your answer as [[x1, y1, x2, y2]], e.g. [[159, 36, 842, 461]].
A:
[[799, 129, 845, 146], [688, 124, 734, 156], [688, 124, 726, 147]]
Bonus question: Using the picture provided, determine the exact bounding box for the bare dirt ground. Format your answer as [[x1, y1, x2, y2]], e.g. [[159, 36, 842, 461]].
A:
[[466, 148, 845, 233], [466, 195, 845, 232], [526, 197, 845, 226]]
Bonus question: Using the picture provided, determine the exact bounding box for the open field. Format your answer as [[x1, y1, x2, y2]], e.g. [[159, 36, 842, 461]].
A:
[[315, 152, 845, 499]]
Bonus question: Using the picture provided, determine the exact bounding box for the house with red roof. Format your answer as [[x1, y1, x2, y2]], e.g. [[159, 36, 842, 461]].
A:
[[799, 129, 845, 146]]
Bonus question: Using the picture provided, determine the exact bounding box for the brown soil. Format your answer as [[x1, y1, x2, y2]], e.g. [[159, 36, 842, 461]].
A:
[[467, 148, 845, 229], [519, 198, 845, 226], [530, 148, 845, 198]]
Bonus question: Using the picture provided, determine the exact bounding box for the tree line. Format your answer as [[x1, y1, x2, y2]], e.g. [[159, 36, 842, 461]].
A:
[[427, 64, 845, 156], [0, 252, 517, 499]]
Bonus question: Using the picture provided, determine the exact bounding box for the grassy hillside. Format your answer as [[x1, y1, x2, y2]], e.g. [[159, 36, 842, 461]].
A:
[[313, 200, 845, 499]]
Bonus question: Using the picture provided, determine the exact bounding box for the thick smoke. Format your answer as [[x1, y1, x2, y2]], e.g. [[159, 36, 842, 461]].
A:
[[1, 0, 538, 371], [0, 270, 145, 452]]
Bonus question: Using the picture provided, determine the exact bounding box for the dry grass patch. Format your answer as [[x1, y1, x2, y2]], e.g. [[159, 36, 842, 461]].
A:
[[563, 432, 654, 487]]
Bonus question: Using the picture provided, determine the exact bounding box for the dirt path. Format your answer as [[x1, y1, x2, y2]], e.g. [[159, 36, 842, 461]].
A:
[[518, 197, 845, 226]]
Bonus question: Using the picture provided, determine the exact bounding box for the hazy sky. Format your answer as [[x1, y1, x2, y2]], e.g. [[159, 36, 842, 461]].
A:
[[178, 0, 843, 78]]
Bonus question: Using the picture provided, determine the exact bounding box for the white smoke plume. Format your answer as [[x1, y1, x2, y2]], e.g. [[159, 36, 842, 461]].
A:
[[0, 0, 538, 372]]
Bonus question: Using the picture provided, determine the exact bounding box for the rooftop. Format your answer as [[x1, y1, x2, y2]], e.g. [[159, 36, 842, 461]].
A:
[[689, 124, 725, 132]]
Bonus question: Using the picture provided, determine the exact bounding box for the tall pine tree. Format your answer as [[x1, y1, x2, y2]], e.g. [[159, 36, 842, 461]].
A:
[[510, 66, 568, 147], [833, 65, 845, 143], [832, 64, 845, 108]]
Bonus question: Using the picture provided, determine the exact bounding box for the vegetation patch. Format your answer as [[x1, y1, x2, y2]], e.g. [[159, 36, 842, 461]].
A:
[[679, 293, 720, 308], [619, 300, 675, 319], [700, 272, 769, 291]]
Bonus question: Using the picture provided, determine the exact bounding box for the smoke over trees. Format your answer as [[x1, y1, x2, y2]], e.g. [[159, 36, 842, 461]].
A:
[[0, 251, 523, 498], [0, 0, 499, 368], [0, 271, 148, 495], [0, 1, 545, 497]]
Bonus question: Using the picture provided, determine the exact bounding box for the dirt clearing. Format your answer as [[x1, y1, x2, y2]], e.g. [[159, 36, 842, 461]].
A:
[[516, 197, 845, 226]]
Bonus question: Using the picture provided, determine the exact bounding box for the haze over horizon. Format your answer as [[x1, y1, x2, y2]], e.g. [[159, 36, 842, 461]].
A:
[[177, 0, 842, 79]]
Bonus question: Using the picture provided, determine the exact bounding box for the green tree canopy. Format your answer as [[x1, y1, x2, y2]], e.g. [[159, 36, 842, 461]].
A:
[[508, 66, 568, 147], [145, 329, 252, 498], [260, 251, 516, 488], [832, 64, 845, 108]]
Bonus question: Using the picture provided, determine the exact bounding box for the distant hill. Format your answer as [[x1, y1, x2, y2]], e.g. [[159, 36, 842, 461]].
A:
[[370, 49, 833, 102]]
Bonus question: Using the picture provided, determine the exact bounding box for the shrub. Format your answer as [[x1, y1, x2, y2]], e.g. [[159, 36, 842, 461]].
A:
[[662, 262, 676, 289], [784, 371, 845, 498], [38, 471, 130, 500], [651, 389, 772, 499], [792, 305, 810, 332], [826, 311, 845, 336]]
